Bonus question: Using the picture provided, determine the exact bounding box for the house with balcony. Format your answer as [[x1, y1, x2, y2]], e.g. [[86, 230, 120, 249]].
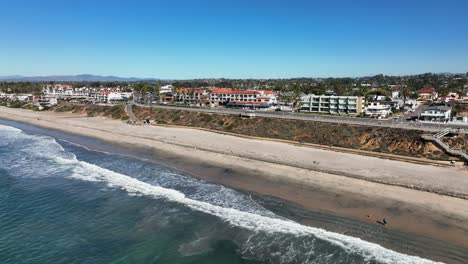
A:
[[158, 85, 174, 103], [420, 107, 451, 123], [160, 85, 174, 95], [174, 88, 209, 105], [365, 101, 393, 118], [37, 96, 58, 108], [300, 95, 363, 115]]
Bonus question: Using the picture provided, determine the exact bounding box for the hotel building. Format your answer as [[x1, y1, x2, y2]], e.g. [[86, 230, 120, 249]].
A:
[[300, 95, 363, 115]]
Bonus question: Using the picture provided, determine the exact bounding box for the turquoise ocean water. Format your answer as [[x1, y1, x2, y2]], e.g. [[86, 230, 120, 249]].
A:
[[0, 121, 448, 264]]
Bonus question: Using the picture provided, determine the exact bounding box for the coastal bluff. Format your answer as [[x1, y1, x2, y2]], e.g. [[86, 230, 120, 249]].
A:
[[51, 103, 467, 162]]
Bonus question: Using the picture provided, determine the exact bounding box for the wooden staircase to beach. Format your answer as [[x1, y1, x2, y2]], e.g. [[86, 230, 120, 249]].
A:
[[422, 128, 468, 162]]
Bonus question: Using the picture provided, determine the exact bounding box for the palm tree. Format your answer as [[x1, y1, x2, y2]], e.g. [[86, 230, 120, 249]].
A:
[[401, 83, 412, 112]]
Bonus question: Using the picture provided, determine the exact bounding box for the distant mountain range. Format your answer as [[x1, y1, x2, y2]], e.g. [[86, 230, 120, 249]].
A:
[[0, 73, 465, 82], [0, 74, 158, 82]]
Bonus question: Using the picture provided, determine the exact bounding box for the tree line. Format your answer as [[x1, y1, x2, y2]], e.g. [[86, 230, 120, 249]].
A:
[[1, 73, 467, 97]]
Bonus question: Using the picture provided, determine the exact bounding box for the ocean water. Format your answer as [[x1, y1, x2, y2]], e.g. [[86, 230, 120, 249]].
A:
[[0, 123, 441, 264]]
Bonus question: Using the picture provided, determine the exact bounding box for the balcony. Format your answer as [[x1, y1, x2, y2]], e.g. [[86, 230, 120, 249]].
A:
[[421, 113, 446, 117]]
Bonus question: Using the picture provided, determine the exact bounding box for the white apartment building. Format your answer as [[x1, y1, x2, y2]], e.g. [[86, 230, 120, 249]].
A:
[[365, 101, 393, 118], [37, 97, 58, 107], [95, 91, 131, 103], [43, 85, 132, 103], [8, 94, 34, 102], [300, 95, 363, 115], [44, 84, 95, 100], [420, 108, 451, 123], [159, 85, 174, 95]]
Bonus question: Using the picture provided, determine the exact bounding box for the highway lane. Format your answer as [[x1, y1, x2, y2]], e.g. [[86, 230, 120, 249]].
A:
[[135, 103, 468, 133]]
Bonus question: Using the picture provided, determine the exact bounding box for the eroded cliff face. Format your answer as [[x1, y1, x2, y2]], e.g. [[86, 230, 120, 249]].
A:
[[443, 135, 468, 152], [131, 107, 456, 161], [47, 104, 459, 161], [53, 104, 128, 119], [356, 132, 443, 158]]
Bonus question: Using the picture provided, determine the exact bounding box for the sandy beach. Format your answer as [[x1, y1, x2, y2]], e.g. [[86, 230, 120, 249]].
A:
[[1, 106, 468, 257]]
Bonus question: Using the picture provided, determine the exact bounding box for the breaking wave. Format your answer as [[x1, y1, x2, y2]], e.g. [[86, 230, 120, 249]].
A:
[[0, 124, 440, 264]]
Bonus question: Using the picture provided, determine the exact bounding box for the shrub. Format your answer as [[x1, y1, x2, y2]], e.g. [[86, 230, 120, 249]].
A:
[[9, 101, 26, 108], [200, 114, 214, 123], [55, 104, 79, 112]]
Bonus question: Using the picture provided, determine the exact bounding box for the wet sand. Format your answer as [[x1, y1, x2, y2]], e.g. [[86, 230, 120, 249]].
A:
[[1, 107, 468, 263], [3, 119, 467, 264]]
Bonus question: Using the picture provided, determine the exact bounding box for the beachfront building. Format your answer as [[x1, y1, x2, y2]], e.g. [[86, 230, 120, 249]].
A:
[[37, 96, 58, 107], [365, 101, 393, 118], [44, 84, 96, 101], [420, 107, 451, 123], [209, 88, 277, 108], [7, 93, 34, 102], [172, 88, 277, 108], [43, 84, 74, 98], [300, 95, 363, 115], [159, 85, 174, 104], [95, 91, 132, 103], [160, 85, 174, 95], [451, 111, 468, 124], [43, 84, 133, 103], [174, 88, 209, 105]]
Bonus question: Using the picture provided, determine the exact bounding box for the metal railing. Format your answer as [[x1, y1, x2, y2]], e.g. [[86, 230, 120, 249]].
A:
[[422, 129, 468, 161]]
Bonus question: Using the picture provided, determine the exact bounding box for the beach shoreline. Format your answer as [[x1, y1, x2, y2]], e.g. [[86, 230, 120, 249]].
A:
[[1, 107, 468, 262]]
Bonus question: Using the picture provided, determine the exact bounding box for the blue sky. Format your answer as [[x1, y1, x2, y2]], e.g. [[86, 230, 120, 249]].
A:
[[1, 0, 467, 79]]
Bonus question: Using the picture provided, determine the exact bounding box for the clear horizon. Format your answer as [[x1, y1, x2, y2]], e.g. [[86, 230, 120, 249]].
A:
[[1, 0, 468, 79], [1, 72, 468, 81]]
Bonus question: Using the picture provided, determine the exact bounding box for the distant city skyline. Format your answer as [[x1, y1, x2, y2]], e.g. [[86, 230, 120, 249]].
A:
[[1, 0, 467, 79]]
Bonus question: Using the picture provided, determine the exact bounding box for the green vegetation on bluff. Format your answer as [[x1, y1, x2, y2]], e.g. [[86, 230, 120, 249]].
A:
[[53, 104, 128, 120], [4, 102, 463, 161], [132, 106, 458, 160]]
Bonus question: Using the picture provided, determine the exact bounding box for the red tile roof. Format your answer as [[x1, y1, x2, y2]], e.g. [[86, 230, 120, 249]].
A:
[[211, 88, 260, 95], [176, 88, 206, 94], [210, 88, 275, 95], [230, 101, 270, 105], [417, 88, 435, 94]]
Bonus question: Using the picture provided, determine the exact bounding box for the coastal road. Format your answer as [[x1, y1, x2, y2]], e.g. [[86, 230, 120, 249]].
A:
[[135, 103, 468, 133]]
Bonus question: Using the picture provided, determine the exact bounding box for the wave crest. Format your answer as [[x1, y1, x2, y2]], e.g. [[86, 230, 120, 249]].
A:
[[0, 124, 440, 264]]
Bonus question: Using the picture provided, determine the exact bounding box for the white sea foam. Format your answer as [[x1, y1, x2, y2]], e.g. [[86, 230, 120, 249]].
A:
[[0, 124, 23, 146], [0, 124, 22, 134], [57, 157, 440, 264], [1, 124, 442, 263]]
